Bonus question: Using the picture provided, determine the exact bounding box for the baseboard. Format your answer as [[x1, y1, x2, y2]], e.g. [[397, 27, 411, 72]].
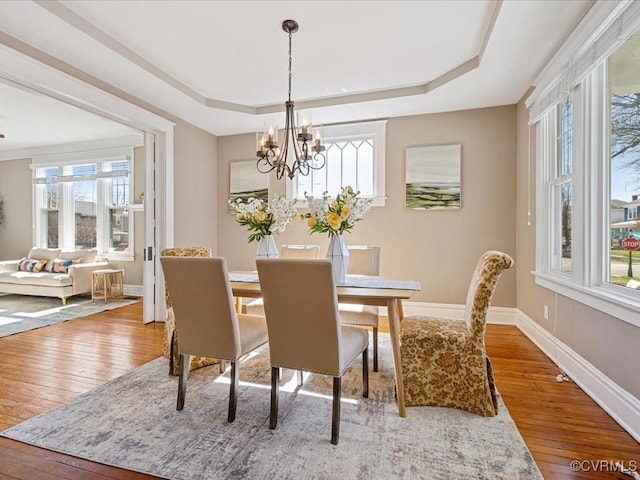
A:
[[515, 310, 640, 443], [401, 301, 517, 325], [124, 284, 143, 297]]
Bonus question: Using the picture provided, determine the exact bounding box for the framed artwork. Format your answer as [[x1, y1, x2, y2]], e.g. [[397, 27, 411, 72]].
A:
[[229, 159, 269, 206], [405, 144, 461, 210]]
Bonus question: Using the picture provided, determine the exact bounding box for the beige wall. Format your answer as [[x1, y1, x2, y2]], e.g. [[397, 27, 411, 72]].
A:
[[217, 105, 517, 306], [173, 119, 218, 250], [0, 158, 32, 259], [515, 97, 640, 399]]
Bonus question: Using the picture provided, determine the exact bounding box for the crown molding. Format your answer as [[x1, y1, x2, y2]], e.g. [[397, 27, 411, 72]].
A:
[[29, 0, 502, 115]]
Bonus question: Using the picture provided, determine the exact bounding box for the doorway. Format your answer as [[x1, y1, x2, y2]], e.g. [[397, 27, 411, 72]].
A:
[[0, 52, 174, 324]]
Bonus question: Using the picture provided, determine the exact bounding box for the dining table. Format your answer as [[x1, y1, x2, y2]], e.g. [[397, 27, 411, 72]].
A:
[[228, 272, 421, 417]]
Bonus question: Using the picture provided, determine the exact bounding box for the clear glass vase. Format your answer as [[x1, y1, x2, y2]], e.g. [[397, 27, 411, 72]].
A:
[[325, 234, 350, 284], [256, 235, 278, 258]]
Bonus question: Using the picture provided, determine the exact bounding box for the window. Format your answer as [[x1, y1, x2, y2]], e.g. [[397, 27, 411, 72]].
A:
[[550, 98, 573, 274], [287, 120, 386, 205], [609, 36, 640, 288], [32, 148, 134, 259], [533, 24, 640, 327]]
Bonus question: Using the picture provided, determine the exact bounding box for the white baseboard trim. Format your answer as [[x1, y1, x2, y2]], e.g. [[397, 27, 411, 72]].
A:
[[124, 284, 143, 297], [401, 301, 517, 325], [515, 310, 640, 443], [399, 301, 640, 442]]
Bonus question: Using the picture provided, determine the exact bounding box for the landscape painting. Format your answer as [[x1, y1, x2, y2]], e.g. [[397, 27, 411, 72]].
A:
[[229, 159, 269, 208], [405, 144, 461, 210]]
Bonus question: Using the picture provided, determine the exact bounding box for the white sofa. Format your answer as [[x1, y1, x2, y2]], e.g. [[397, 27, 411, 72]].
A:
[[0, 247, 109, 304]]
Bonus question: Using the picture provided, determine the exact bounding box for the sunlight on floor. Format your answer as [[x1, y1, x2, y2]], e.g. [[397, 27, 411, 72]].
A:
[[0, 316, 21, 326], [14, 304, 77, 318], [213, 353, 359, 405]]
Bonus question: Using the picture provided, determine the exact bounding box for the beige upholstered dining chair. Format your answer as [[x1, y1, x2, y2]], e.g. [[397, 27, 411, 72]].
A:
[[256, 258, 369, 445], [245, 244, 320, 316], [161, 246, 218, 376], [339, 246, 381, 371], [279, 244, 321, 259], [399, 250, 514, 416], [160, 256, 269, 422]]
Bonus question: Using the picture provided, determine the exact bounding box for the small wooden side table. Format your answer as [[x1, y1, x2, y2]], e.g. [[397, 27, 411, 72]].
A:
[[92, 268, 125, 302]]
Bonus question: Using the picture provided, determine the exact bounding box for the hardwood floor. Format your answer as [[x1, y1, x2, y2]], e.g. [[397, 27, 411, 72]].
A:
[[0, 303, 638, 479]]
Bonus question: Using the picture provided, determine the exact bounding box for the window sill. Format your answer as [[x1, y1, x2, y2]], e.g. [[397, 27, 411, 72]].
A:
[[294, 195, 386, 209], [533, 271, 640, 328], [103, 253, 136, 263]]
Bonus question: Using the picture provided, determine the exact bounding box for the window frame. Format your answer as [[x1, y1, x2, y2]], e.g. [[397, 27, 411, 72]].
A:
[[535, 62, 640, 328], [31, 147, 135, 261], [286, 120, 387, 206]]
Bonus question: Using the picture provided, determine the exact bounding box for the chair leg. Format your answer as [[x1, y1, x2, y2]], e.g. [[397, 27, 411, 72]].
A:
[[298, 370, 304, 386], [176, 353, 190, 410], [362, 348, 369, 398], [270, 366, 279, 429], [219, 360, 226, 374], [331, 377, 341, 445], [228, 360, 239, 422], [373, 326, 379, 372]]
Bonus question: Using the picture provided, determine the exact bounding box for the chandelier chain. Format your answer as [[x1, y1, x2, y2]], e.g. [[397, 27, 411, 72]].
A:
[[288, 28, 293, 102]]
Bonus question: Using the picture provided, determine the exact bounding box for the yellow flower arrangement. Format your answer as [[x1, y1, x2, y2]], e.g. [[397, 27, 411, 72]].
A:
[[301, 186, 372, 237]]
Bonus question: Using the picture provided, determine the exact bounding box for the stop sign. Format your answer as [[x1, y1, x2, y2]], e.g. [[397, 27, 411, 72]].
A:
[[622, 237, 640, 251]]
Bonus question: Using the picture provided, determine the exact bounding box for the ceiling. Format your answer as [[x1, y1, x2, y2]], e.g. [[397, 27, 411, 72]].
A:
[[0, 0, 594, 156]]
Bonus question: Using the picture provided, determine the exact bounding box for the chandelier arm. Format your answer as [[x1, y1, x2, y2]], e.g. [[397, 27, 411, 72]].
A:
[[286, 103, 309, 166], [297, 159, 311, 177], [310, 152, 326, 170], [256, 157, 276, 174]]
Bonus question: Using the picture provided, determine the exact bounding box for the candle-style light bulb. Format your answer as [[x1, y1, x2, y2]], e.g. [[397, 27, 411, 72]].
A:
[[299, 110, 312, 136]]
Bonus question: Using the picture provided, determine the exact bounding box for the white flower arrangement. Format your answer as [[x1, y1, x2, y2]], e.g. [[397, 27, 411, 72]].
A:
[[228, 194, 297, 242], [302, 186, 372, 237]]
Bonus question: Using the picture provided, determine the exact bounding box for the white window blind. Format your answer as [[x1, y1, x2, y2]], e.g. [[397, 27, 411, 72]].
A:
[[526, 0, 640, 125]]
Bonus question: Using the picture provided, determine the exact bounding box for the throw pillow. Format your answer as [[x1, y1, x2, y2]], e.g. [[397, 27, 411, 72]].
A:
[[17, 258, 48, 272], [44, 258, 76, 274]]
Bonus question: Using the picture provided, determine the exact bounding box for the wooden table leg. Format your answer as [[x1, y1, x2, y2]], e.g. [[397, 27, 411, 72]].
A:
[[387, 298, 406, 417], [234, 296, 243, 314]]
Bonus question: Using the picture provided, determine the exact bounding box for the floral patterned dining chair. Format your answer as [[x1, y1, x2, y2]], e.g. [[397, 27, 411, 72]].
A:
[[399, 250, 514, 416]]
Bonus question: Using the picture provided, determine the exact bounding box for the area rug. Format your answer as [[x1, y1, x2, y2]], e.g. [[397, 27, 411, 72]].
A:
[[0, 293, 140, 337], [1, 335, 542, 480]]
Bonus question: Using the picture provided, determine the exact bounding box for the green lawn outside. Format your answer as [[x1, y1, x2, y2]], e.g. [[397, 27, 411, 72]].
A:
[[611, 248, 640, 262], [609, 249, 638, 285]]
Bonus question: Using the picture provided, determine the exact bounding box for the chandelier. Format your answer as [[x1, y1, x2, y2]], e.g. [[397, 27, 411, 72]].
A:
[[256, 19, 325, 180]]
